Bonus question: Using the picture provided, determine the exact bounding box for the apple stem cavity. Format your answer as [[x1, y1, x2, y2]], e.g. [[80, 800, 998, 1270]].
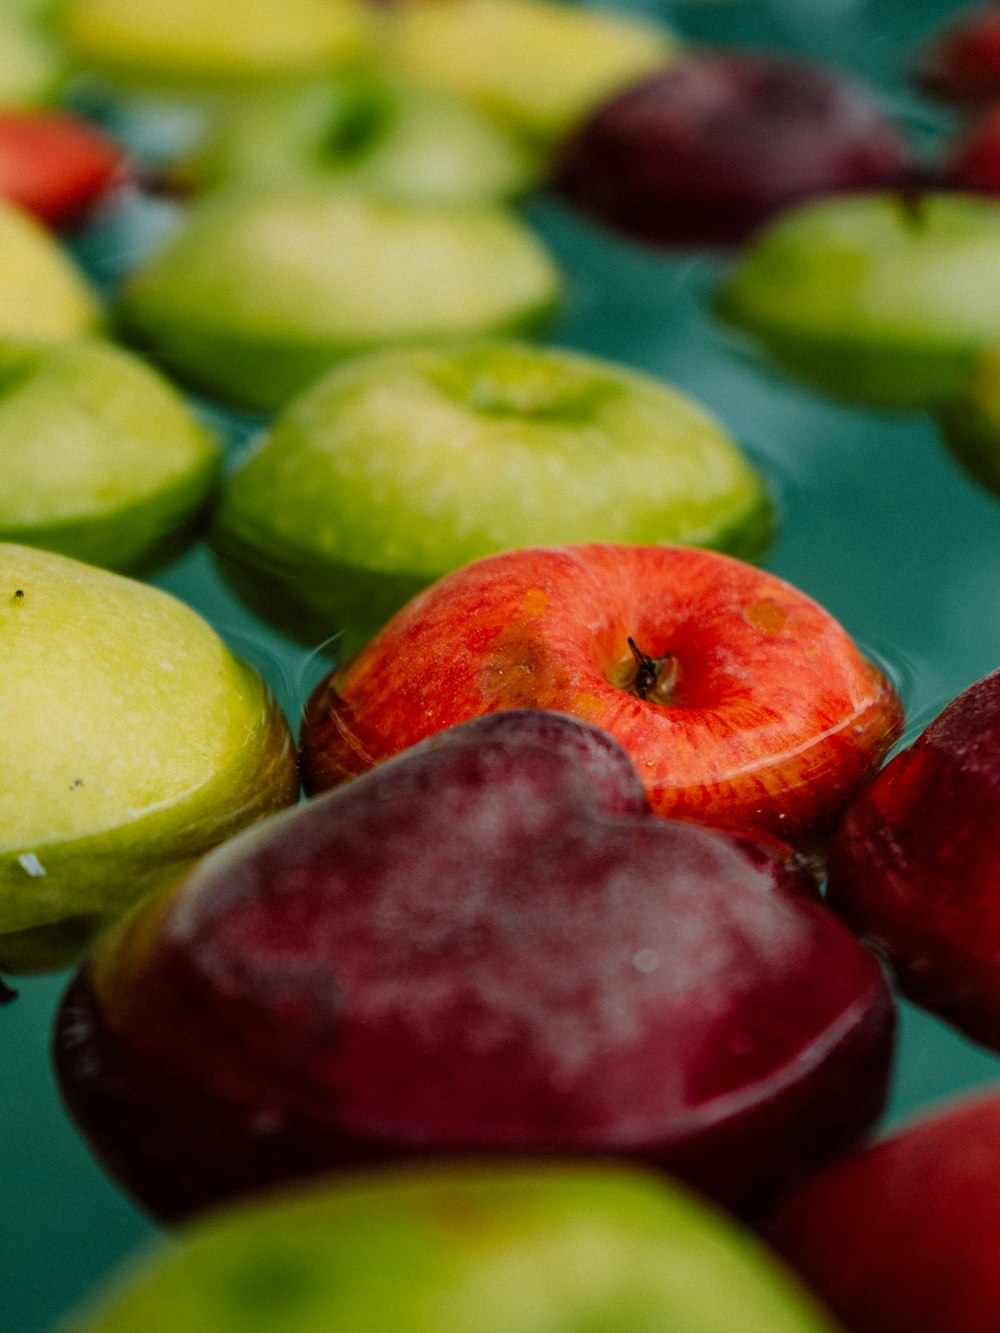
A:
[[626, 636, 679, 705]]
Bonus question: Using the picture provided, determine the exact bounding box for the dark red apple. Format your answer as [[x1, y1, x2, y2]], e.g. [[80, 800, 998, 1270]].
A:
[[943, 102, 1000, 191], [55, 710, 895, 1223], [826, 666, 1000, 1049], [550, 48, 910, 248], [0, 110, 129, 229], [299, 543, 904, 859], [767, 1087, 1000, 1333], [914, 2, 1000, 104]]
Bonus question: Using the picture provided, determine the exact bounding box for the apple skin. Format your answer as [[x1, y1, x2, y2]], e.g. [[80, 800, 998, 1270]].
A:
[[717, 191, 1000, 410], [118, 190, 562, 412], [0, 543, 300, 974], [767, 1089, 1000, 1333], [914, 3, 1000, 105], [210, 341, 772, 645], [551, 49, 910, 250], [0, 6, 64, 108], [54, 709, 894, 1223], [0, 337, 221, 572], [0, 198, 103, 341], [55, 1165, 841, 1333], [0, 111, 129, 230], [824, 666, 1000, 1049], [934, 341, 1000, 498], [298, 543, 903, 858]]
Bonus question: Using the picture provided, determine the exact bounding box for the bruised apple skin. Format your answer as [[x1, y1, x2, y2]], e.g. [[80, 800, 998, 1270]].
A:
[[551, 50, 909, 250], [766, 1089, 1000, 1333], [55, 710, 895, 1223], [299, 544, 904, 858], [825, 666, 1000, 1048]]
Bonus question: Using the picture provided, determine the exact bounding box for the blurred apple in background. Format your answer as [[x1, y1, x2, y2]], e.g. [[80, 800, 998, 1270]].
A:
[[56, 1166, 842, 1333], [0, 110, 129, 230], [0, 338, 220, 571], [552, 49, 910, 249], [0, 198, 102, 340], [0, 543, 299, 974], [935, 340, 1000, 495], [913, 1, 1000, 104], [299, 543, 903, 857], [118, 190, 562, 411], [768, 1088, 1000, 1333], [211, 341, 772, 644], [0, 3, 66, 108], [826, 665, 1000, 1049], [55, 710, 894, 1222], [717, 191, 1000, 409]]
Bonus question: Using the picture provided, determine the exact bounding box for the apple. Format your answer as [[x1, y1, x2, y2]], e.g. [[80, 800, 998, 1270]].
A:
[[171, 76, 540, 207], [716, 190, 1000, 409], [824, 665, 1000, 1049], [0, 198, 103, 341], [54, 709, 894, 1222], [935, 341, 1000, 497], [381, 0, 679, 148], [0, 5, 65, 108], [53, 1164, 842, 1332], [117, 189, 563, 411], [767, 1088, 1000, 1333], [0, 337, 221, 571], [298, 543, 903, 858], [56, 0, 376, 91], [0, 110, 129, 231], [551, 49, 910, 249], [913, 2, 1000, 105], [942, 103, 1000, 196], [0, 542, 299, 974], [210, 340, 773, 645]]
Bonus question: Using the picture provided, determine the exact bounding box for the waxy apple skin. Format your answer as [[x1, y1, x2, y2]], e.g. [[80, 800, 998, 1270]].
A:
[[825, 666, 1000, 1048], [299, 543, 903, 856], [55, 710, 894, 1223], [767, 1090, 1000, 1333]]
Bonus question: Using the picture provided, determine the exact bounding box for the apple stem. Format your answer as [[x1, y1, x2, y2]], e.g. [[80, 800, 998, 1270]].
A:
[[626, 636, 679, 704], [895, 165, 936, 230]]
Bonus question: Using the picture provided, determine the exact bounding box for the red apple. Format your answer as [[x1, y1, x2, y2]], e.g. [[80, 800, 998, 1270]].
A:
[[943, 102, 1000, 192], [825, 666, 1000, 1049], [914, 2, 1000, 104], [0, 110, 129, 229], [55, 710, 895, 1223], [550, 49, 910, 249], [767, 1088, 1000, 1333], [299, 544, 904, 857]]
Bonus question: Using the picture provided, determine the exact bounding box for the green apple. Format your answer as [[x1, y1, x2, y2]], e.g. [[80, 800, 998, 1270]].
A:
[[118, 189, 563, 411], [212, 340, 772, 645], [0, 338, 220, 570], [0, 543, 299, 973], [382, 0, 679, 147], [0, 199, 102, 341], [174, 76, 540, 206], [935, 342, 1000, 497], [0, 5, 65, 107], [717, 191, 1000, 410], [57, 1166, 837, 1332], [56, 0, 375, 91]]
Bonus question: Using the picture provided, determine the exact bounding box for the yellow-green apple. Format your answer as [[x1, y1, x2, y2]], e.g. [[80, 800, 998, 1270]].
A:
[[0, 198, 103, 340], [552, 49, 909, 249], [717, 191, 1000, 409], [54, 710, 894, 1221], [210, 341, 772, 644], [934, 341, 1000, 497], [381, 0, 679, 148], [767, 1088, 1000, 1333], [0, 4, 64, 108], [0, 543, 299, 973], [825, 666, 1000, 1049], [0, 110, 129, 230], [55, 1165, 842, 1333], [118, 190, 562, 411], [299, 543, 903, 857], [0, 338, 220, 571], [173, 76, 539, 206]]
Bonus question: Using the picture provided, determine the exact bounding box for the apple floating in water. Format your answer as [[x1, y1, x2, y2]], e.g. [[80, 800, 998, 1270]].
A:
[[173, 76, 539, 207], [767, 1088, 1000, 1333], [825, 665, 1000, 1049], [381, 0, 679, 148], [913, 2, 1000, 105], [54, 1165, 842, 1333], [211, 341, 773, 645], [551, 49, 910, 249], [55, 709, 894, 1222], [118, 189, 562, 411], [0, 110, 129, 230], [0, 543, 299, 974], [0, 338, 220, 571], [0, 198, 102, 341], [717, 190, 1000, 409], [298, 543, 903, 859]]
